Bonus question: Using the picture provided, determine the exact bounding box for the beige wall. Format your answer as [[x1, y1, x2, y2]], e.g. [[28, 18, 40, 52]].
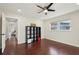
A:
[[2, 12, 44, 52], [44, 10, 79, 47]]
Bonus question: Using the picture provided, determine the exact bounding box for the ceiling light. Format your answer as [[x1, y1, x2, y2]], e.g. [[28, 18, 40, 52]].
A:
[[17, 9, 21, 12], [43, 9, 48, 13]]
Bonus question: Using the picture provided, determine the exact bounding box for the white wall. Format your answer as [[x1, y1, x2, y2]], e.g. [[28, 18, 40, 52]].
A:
[[44, 10, 79, 47], [2, 12, 44, 52]]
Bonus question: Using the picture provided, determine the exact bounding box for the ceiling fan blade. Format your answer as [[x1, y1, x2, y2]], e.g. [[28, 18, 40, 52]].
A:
[[46, 3, 53, 9], [36, 5, 44, 10], [38, 10, 44, 13], [48, 9, 55, 11]]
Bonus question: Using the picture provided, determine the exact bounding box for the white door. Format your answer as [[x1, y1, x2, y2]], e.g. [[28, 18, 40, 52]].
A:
[[0, 17, 2, 49]]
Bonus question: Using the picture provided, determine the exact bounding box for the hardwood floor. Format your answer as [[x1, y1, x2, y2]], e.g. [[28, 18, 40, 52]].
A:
[[3, 39, 79, 55]]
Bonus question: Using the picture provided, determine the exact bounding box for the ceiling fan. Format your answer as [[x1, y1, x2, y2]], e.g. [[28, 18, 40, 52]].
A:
[[36, 3, 55, 15]]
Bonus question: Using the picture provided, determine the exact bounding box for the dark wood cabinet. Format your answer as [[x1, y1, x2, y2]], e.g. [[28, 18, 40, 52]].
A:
[[26, 26, 41, 43]]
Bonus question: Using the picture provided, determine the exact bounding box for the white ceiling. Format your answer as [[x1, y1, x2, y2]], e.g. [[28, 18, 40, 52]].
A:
[[0, 3, 79, 20]]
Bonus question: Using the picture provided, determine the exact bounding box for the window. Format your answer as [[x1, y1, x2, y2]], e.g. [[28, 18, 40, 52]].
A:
[[60, 20, 71, 31], [51, 20, 71, 31]]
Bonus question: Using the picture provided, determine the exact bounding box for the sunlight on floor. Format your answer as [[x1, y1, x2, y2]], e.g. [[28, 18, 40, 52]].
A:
[[49, 47, 59, 55]]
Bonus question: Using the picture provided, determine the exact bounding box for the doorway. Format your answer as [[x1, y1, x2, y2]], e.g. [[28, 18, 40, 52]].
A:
[[6, 17, 18, 39], [3, 17, 18, 54]]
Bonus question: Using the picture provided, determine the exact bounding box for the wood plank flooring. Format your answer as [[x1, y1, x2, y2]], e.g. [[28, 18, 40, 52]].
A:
[[3, 39, 79, 55]]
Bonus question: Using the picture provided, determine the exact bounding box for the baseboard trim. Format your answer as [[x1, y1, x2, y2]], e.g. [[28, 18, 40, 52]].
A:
[[46, 38, 79, 48]]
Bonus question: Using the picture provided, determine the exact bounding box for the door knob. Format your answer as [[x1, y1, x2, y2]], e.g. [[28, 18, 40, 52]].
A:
[[0, 34, 6, 35]]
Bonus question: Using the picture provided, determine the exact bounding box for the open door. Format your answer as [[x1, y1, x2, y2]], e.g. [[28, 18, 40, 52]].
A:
[[0, 14, 2, 54]]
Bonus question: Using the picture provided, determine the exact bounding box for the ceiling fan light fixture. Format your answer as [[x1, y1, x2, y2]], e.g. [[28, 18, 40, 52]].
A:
[[43, 9, 48, 13], [36, 3, 55, 15]]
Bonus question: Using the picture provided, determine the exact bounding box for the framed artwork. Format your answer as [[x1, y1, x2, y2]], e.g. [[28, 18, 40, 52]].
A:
[[51, 22, 58, 30]]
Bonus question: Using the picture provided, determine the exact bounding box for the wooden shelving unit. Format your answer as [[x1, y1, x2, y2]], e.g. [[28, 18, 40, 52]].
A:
[[26, 26, 41, 43]]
